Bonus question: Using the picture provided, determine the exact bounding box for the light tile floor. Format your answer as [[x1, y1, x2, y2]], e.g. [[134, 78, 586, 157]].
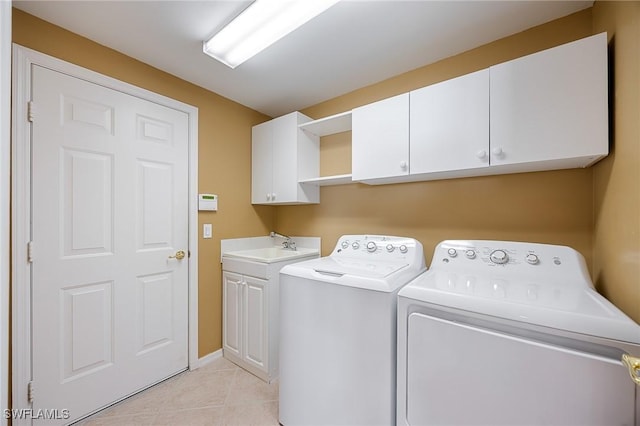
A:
[[77, 357, 279, 426]]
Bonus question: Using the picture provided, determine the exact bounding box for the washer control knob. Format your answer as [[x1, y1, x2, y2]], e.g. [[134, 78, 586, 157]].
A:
[[352, 242, 360, 250], [399, 245, 408, 254], [447, 248, 457, 258], [490, 249, 509, 264], [525, 253, 539, 265], [366, 241, 377, 253], [341, 241, 349, 249], [386, 244, 395, 253], [465, 250, 476, 259]]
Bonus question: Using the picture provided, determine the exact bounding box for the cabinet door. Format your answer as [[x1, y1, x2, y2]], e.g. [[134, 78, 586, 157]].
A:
[[490, 33, 608, 167], [243, 276, 268, 372], [271, 113, 299, 203], [410, 69, 489, 174], [222, 272, 243, 358], [251, 121, 273, 204], [352, 93, 409, 181]]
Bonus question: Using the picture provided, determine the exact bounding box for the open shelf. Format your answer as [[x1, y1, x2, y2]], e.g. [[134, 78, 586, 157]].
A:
[[299, 111, 352, 137], [299, 174, 353, 186]]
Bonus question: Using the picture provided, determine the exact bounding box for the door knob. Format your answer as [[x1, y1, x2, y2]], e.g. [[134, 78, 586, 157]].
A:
[[168, 250, 186, 260]]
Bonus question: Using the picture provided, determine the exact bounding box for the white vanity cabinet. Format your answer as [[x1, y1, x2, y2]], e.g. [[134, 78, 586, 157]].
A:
[[222, 271, 268, 378], [222, 253, 318, 383], [489, 32, 608, 172], [251, 111, 319, 205], [352, 93, 409, 182], [409, 69, 490, 177]]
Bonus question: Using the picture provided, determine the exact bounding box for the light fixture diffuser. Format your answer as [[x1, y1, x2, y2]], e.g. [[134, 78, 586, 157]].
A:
[[203, 0, 340, 69]]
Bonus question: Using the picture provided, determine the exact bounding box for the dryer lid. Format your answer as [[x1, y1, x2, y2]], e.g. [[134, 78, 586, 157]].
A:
[[399, 271, 640, 345]]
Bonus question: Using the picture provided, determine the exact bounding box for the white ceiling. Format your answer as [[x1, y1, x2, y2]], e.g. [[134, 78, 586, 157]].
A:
[[13, 0, 593, 117]]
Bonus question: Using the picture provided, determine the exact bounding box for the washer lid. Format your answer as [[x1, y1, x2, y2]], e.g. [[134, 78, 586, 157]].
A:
[[399, 271, 640, 345], [280, 256, 423, 293], [311, 257, 409, 278]]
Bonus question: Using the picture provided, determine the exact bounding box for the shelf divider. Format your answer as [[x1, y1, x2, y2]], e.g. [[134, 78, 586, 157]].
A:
[[299, 111, 352, 137]]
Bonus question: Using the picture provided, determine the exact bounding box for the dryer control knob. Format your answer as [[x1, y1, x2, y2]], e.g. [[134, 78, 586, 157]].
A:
[[490, 249, 509, 264], [447, 248, 457, 257], [366, 241, 377, 253], [465, 250, 476, 259], [352, 242, 360, 250], [399, 245, 408, 254], [526, 253, 539, 265], [386, 244, 395, 252], [341, 241, 349, 249]]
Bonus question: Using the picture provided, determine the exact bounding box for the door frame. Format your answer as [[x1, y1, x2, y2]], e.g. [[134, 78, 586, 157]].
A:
[[11, 44, 199, 421], [1, 4, 11, 426]]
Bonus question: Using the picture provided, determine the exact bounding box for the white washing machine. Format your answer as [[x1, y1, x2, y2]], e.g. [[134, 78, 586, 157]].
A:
[[397, 240, 640, 426], [279, 235, 426, 426]]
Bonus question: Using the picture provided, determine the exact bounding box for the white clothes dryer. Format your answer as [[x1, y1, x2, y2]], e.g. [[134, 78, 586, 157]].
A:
[[279, 235, 426, 426], [397, 240, 640, 426]]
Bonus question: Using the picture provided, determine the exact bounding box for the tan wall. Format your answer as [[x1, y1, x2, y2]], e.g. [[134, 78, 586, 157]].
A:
[[278, 11, 599, 277], [592, 2, 640, 322], [12, 9, 272, 357]]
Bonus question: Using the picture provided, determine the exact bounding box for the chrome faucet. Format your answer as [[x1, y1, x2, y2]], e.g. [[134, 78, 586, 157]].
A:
[[270, 231, 297, 251]]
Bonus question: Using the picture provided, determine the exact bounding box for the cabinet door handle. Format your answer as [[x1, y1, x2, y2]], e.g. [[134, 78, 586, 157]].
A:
[[400, 161, 408, 170], [476, 150, 487, 159], [272, 192, 277, 200], [492, 147, 504, 156], [622, 354, 640, 385], [266, 193, 271, 201]]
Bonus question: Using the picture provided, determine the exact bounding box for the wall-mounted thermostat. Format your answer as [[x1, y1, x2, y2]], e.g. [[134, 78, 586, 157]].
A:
[[199, 194, 218, 211]]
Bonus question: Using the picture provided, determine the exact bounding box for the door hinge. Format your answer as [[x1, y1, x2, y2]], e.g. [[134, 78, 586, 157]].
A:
[[27, 101, 35, 122], [27, 241, 34, 263], [27, 381, 34, 403]]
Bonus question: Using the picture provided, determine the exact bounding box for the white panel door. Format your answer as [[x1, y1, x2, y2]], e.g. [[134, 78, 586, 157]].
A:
[[243, 276, 267, 371], [410, 69, 490, 174], [31, 65, 189, 424], [490, 33, 608, 166], [222, 272, 242, 358], [352, 93, 409, 181]]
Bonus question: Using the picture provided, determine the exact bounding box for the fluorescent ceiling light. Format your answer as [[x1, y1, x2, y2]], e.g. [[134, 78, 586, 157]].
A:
[[203, 0, 340, 69]]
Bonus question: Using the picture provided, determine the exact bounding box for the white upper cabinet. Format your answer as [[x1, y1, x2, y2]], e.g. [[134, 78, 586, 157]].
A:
[[489, 33, 608, 171], [352, 93, 409, 182], [260, 33, 608, 192], [410, 69, 490, 176], [251, 112, 319, 205]]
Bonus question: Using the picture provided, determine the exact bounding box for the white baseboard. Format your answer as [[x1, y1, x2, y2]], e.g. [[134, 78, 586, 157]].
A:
[[196, 349, 223, 369]]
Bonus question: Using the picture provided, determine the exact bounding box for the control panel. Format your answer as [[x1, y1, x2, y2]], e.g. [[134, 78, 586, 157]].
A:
[[330, 235, 424, 265], [418, 240, 595, 308], [431, 240, 591, 283]]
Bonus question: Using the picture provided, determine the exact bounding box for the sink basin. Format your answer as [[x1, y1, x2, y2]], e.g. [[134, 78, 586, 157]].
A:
[[223, 246, 319, 263]]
